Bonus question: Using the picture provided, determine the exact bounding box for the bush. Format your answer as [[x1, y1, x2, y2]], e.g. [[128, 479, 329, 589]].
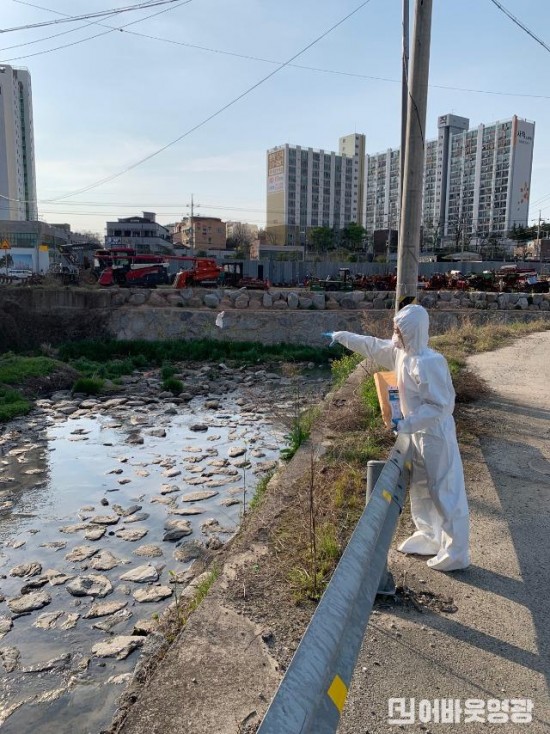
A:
[[161, 364, 176, 380], [72, 377, 104, 395], [162, 377, 183, 395], [0, 386, 30, 422]]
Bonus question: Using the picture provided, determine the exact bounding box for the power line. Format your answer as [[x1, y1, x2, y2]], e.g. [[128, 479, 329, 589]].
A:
[[2, 0, 192, 62], [488, 0, 550, 55], [0, 11, 122, 52], [7, 0, 550, 101], [42, 0, 375, 203], [2, 0, 181, 33]]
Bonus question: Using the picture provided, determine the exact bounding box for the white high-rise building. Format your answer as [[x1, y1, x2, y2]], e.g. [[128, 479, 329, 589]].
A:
[[364, 114, 535, 247], [0, 65, 37, 221], [266, 133, 365, 246]]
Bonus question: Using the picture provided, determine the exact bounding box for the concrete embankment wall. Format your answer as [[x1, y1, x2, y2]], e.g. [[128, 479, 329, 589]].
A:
[[1, 286, 549, 350]]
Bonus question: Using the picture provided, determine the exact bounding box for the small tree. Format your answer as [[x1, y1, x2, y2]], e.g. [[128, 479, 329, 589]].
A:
[[230, 223, 253, 259], [308, 227, 334, 254], [341, 222, 366, 252]]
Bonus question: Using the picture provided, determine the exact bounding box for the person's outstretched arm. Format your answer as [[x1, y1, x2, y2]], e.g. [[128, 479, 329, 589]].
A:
[[331, 331, 396, 371]]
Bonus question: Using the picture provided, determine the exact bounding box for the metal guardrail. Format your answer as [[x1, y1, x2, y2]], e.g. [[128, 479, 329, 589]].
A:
[[257, 433, 412, 734]]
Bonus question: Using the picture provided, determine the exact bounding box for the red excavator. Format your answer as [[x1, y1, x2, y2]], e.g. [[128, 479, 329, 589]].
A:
[[173, 258, 221, 288], [95, 248, 170, 287], [95, 249, 221, 288]]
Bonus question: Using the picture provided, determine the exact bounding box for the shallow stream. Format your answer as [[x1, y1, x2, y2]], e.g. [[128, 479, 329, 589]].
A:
[[0, 364, 330, 733]]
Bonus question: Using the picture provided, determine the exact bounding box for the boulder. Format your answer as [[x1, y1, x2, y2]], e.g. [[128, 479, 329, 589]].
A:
[[203, 293, 220, 308]]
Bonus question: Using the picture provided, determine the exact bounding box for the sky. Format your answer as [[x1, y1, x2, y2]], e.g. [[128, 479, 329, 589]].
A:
[[3, 0, 550, 237]]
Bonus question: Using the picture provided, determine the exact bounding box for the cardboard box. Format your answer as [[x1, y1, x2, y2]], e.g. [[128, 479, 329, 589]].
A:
[[374, 371, 402, 429]]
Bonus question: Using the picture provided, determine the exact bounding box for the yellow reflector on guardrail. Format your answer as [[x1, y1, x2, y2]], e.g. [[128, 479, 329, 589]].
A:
[[327, 675, 348, 714]]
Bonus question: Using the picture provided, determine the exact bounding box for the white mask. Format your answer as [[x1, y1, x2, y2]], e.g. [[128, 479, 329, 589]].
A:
[[392, 332, 405, 350]]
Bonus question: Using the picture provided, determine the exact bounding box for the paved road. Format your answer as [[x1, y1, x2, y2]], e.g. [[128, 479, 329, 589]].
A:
[[338, 331, 550, 734]]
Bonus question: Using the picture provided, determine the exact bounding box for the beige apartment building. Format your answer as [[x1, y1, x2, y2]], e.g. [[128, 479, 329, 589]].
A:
[[266, 133, 366, 247], [171, 216, 226, 250]]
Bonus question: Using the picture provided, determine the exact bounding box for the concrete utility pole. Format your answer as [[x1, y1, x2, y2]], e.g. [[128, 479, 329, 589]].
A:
[[396, 0, 432, 313], [537, 209, 542, 271], [400, 0, 409, 212]]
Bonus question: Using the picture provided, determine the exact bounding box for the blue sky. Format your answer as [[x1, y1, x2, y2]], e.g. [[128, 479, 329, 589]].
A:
[[3, 0, 550, 236]]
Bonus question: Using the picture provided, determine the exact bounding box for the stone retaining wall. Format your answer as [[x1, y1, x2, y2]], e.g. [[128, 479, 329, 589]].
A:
[[1, 286, 549, 349], [112, 286, 550, 313]]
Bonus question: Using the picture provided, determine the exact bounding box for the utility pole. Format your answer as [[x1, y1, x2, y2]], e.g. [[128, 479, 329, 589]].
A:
[[189, 193, 194, 253], [400, 0, 409, 212], [537, 209, 542, 271], [396, 0, 432, 313]]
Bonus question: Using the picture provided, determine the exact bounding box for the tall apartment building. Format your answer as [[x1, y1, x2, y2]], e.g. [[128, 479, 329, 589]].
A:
[[0, 65, 37, 221], [266, 133, 365, 246], [364, 114, 535, 247]]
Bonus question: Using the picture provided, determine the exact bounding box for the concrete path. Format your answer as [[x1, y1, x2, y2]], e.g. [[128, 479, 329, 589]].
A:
[[338, 331, 550, 733]]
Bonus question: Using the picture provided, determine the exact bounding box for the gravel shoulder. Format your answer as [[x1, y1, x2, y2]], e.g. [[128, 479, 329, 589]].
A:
[[115, 333, 550, 734]]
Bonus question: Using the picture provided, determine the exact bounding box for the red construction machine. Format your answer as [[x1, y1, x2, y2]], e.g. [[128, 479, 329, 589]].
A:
[[95, 248, 170, 287], [172, 258, 221, 288]]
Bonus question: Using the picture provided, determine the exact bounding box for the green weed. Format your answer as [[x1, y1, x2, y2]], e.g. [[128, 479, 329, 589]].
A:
[[0, 386, 30, 422], [162, 377, 183, 395], [249, 471, 275, 510], [330, 352, 363, 387], [72, 376, 104, 395], [0, 355, 59, 384], [57, 338, 331, 367]]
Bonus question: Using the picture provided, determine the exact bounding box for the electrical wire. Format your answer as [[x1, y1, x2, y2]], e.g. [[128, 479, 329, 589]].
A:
[[488, 0, 550, 55], [7, 0, 550, 100], [0, 11, 123, 52], [2, 0, 181, 33], [2, 0, 192, 62], [40, 0, 375, 203]]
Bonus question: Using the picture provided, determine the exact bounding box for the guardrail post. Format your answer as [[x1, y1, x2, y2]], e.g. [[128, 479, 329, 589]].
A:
[[366, 460, 396, 596]]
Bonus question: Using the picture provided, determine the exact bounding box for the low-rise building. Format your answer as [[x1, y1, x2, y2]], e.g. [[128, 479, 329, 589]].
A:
[[0, 220, 68, 272], [105, 211, 172, 254], [172, 216, 226, 251]]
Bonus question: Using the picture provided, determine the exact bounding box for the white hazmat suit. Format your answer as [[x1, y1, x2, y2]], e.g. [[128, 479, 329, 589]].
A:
[[331, 304, 470, 571]]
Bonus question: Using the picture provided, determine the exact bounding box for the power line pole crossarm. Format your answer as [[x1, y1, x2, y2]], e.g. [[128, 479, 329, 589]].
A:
[[396, 0, 433, 313]]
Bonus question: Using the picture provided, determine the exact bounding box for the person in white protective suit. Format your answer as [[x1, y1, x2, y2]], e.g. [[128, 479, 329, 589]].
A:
[[328, 304, 470, 571]]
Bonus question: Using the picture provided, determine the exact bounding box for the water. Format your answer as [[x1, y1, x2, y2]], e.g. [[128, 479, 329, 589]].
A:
[[0, 368, 329, 732]]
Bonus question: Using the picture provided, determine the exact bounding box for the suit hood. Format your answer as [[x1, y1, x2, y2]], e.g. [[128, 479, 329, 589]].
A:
[[393, 304, 430, 355]]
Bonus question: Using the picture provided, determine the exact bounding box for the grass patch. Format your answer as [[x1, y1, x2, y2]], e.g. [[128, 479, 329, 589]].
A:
[[0, 386, 30, 422], [72, 376, 104, 395], [431, 319, 550, 367], [280, 407, 318, 462], [162, 377, 183, 395], [57, 338, 331, 367], [249, 471, 275, 510], [0, 354, 60, 385], [160, 364, 176, 380], [330, 352, 363, 387], [68, 355, 145, 381]]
